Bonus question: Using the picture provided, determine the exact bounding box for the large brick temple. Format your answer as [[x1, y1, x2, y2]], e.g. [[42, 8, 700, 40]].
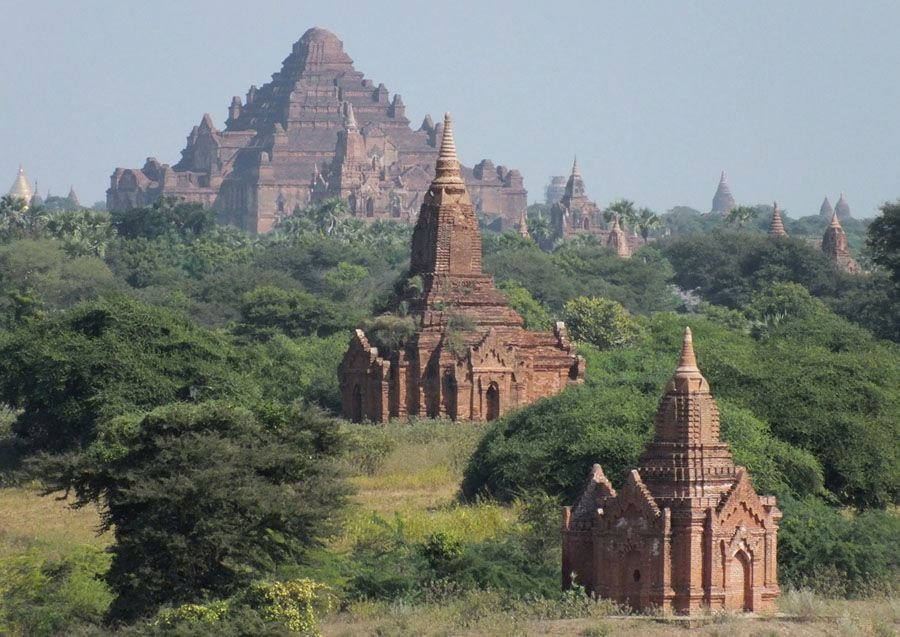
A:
[[107, 27, 526, 233], [338, 114, 584, 423], [562, 328, 781, 614]]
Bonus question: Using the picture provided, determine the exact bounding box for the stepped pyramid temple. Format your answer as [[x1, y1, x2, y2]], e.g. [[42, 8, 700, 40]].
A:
[[562, 328, 781, 614], [768, 202, 787, 236], [822, 211, 861, 274], [107, 28, 526, 233], [711, 171, 736, 214], [338, 115, 584, 423]]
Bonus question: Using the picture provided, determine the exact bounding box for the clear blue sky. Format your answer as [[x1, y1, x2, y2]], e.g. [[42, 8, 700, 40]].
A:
[[2, 1, 898, 218]]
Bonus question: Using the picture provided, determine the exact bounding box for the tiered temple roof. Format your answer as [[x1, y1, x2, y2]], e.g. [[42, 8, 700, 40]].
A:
[[822, 211, 862, 274], [768, 201, 787, 236], [338, 114, 583, 423], [563, 328, 781, 614], [107, 28, 526, 233]]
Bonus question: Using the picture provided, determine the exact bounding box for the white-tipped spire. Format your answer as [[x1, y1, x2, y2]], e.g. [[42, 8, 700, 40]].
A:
[[434, 112, 462, 184]]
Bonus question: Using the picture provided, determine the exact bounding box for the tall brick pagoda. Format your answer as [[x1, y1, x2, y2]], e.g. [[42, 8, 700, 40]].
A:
[[822, 211, 862, 274], [711, 171, 736, 214], [338, 115, 584, 423], [562, 328, 781, 614], [107, 28, 526, 233], [768, 201, 787, 236]]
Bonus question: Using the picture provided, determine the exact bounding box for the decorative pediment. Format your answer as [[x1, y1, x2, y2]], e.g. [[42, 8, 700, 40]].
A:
[[568, 464, 617, 531], [467, 328, 517, 370], [715, 468, 771, 531], [602, 470, 661, 527]]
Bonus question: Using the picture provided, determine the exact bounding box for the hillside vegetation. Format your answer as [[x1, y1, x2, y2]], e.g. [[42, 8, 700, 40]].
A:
[[0, 195, 897, 635]]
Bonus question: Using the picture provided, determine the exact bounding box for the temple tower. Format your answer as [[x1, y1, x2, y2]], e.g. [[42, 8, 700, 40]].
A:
[[607, 215, 632, 258], [822, 211, 861, 274], [518, 208, 530, 239], [339, 114, 584, 423], [7, 165, 33, 204], [768, 202, 787, 236], [711, 171, 736, 214], [563, 328, 781, 614], [550, 157, 603, 240], [819, 196, 834, 218], [834, 193, 851, 220]]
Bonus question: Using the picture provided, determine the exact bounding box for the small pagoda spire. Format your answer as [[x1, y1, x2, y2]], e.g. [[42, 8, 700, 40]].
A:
[[433, 112, 462, 185], [769, 201, 787, 236], [675, 327, 700, 376], [7, 165, 33, 203], [834, 192, 851, 219], [518, 208, 530, 239], [829, 210, 842, 229], [343, 101, 358, 131], [606, 214, 632, 258], [820, 196, 834, 218], [572, 156, 580, 176], [711, 170, 736, 214], [67, 185, 80, 206]]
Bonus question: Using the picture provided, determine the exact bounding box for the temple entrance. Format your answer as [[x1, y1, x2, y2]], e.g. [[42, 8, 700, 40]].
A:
[[726, 550, 752, 611], [621, 551, 643, 611], [351, 384, 363, 422], [486, 383, 500, 421]]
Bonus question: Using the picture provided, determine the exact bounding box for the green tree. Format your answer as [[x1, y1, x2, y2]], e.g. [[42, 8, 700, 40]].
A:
[[725, 205, 759, 227], [498, 280, 554, 330], [46, 402, 349, 622], [866, 199, 900, 284], [604, 199, 637, 228], [110, 198, 217, 241], [0, 296, 255, 453], [635, 207, 660, 244], [237, 285, 352, 339], [562, 296, 644, 348]]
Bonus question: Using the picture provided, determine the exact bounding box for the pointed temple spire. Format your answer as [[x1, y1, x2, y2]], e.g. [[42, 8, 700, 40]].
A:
[[67, 185, 80, 206], [675, 326, 699, 374], [433, 112, 463, 185], [822, 210, 862, 274], [711, 170, 736, 214], [820, 195, 834, 218], [7, 165, 33, 203], [834, 192, 851, 219], [768, 201, 787, 236], [409, 112, 480, 277], [606, 214, 631, 258], [518, 208, 530, 239], [571, 156, 580, 176]]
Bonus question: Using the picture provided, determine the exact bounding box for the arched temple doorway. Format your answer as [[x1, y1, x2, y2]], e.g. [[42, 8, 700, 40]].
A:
[[726, 549, 752, 611], [486, 382, 500, 421], [351, 384, 363, 422]]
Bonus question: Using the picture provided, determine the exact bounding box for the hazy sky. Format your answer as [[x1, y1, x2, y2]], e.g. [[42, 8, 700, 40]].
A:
[[2, 1, 898, 218]]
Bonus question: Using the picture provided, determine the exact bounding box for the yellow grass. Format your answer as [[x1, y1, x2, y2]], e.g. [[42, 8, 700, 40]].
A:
[[0, 485, 108, 560]]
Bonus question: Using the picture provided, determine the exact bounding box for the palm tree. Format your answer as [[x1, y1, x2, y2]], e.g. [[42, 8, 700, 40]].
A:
[[604, 199, 637, 229], [526, 214, 553, 250], [635, 207, 661, 244], [725, 205, 759, 228]]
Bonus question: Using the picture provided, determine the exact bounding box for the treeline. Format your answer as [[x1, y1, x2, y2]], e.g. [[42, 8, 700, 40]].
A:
[[0, 194, 897, 633]]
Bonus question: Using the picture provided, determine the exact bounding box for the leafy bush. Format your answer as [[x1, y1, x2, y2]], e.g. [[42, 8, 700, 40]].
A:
[[562, 296, 644, 349], [0, 545, 112, 636], [43, 402, 350, 622]]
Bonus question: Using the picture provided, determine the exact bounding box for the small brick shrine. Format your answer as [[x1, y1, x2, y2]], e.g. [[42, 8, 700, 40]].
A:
[[562, 328, 781, 614]]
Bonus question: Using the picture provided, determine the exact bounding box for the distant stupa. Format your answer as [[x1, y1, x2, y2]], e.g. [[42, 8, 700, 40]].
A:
[[768, 201, 787, 236], [711, 171, 735, 214], [834, 193, 852, 220], [819, 196, 834, 218], [7, 165, 33, 203]]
